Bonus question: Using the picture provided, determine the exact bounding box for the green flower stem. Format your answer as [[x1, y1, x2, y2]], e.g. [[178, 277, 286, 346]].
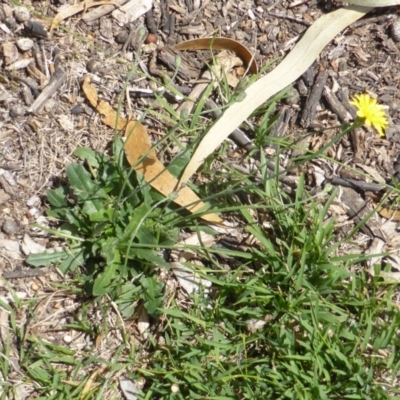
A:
[[353, 117, 366, 130]]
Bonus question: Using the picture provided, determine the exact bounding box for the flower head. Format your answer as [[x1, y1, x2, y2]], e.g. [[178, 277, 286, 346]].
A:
[[349, 93, 388, 137]]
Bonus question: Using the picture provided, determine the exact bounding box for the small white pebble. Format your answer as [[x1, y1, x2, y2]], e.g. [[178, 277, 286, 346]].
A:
[[246, 318, 267, 333], [16, 38, 34, 52], [247, 9, 256, 20], [136, 377, 146, 389], [28, 207, 38, 217], [63, 334, 73, 344], [26, 195, 40, 207], [14, 292, 28, 300], [44, 99, 56, 112], [14, 6, 30, 22], [171, 384, 180, 393], [390, 19, 400, 42]]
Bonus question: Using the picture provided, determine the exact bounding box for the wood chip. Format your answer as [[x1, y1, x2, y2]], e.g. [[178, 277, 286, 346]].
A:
[[3, 269, 47, 279], [5, 58, 34, 71], [2, 42, 18, 65], [300, 66, 328, 128], [111, 0, 152, 25], [158, 46, 200, 81], [27, 68, 66, 114], [81, 0, 128, 22], [323, 86, 352, 123], [338, 186, 384, 240]]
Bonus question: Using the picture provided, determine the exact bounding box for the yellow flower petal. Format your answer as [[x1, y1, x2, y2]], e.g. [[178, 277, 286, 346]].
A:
[[349, 93, 388, 137]]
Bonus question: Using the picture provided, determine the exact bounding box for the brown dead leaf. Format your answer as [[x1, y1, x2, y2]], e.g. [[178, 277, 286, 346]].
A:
[[173, 37, 258, 75], [124, 120, 222, 224], [81, 75, 222, 224], [377, 206, 400, 221], [81, 367, 105, 398], [82, 76, 127, 130]]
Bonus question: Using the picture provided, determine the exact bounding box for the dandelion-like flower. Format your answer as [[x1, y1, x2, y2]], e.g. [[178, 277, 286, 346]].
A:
[[349, 93, 388, 137]]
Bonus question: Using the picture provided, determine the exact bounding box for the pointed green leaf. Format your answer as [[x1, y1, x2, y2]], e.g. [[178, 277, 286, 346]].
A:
[[67, 163, 97, 193], [140, 275, 164, 316], [135, 248, 169, 269], [116, 282, 142, 318], [119, 202, 150, 244], [101, 239, 120, 265], [47, 186, 69, 208], [82, 199, 104, 216], [73, 147, 100, 168], [59, 248, 86, 273], [26, 250, 68, 267], [67, 164, 106, 203], [92, 263, 118, 295]]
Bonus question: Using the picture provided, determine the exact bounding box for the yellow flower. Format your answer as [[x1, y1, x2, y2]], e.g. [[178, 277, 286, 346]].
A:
[[349, 93, 388, 137]]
